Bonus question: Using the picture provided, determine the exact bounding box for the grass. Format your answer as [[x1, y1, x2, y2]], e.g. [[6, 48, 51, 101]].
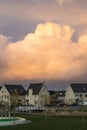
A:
[[0, 113, 87, 130]]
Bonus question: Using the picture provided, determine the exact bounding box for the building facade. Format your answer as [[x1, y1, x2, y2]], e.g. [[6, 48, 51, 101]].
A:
[[25, 82, 50, 106], [0, 84, 26, 106], [65, 83, 87, 105], [0, 86, 10, 105]]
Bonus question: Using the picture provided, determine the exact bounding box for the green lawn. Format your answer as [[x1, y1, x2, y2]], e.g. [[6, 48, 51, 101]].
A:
[[1, 113, 87, 130]]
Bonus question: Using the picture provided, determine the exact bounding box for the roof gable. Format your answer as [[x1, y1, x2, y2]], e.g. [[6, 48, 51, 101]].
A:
[[28, 83, 44, 95], [70, 83, 87, 93], [4, 84, 26, 95]]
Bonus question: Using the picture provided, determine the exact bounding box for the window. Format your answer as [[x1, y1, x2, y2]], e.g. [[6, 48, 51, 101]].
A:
[[4, 96, 6, 99], [80, 94, 82, 97], [7, 96, 9, 99], [10, 89, 13, 92], [85, 94, 87, 97], [75, 94, 79, 97], [35, 95, 37, 98]]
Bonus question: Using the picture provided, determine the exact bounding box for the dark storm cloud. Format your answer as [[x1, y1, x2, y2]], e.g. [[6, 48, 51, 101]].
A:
[[0, 0, 87, 41]]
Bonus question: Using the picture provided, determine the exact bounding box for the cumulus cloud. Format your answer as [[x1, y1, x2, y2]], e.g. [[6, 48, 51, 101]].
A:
[[0, 22, 87, 82], [55, 0, 75, 5], [0, 0, 87, 42], [0, 35, 10, 80]]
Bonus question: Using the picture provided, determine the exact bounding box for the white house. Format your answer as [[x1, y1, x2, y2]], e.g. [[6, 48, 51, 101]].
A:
[[5, 84, 26, 105], [0, 85, 10, 105], [65, 83, 87, 105], [0, 84, 26, 106], [25, 82, 50, 106]]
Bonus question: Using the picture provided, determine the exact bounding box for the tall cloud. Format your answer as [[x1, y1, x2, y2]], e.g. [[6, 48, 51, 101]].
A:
[[0, 22, 87, 81], [0, 0, 87, 42], [55, 0, 75, 5]]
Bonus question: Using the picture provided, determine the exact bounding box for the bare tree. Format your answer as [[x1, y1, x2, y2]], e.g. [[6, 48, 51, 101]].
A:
[[10, 89, 19, 126]]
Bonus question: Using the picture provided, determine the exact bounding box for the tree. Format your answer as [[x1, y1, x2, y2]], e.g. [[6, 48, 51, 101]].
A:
[[10, 89, 19, 126], [50, 93, 58, 105]]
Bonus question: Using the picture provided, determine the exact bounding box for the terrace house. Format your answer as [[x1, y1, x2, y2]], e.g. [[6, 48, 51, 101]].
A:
[[25, 82, 50, 106], [65, 83, 87, 105], [0, 84, 26, 105]]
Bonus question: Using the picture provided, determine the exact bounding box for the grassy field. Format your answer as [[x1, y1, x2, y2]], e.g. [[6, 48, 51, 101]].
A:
[[1, 113, 87, 130]]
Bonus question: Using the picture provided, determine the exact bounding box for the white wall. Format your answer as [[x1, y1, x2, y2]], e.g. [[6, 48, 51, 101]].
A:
[[65, 86, 75, 105], [39, 85, 50, 105], [26, 84, 50, 106], [0, 86, 10, 105]]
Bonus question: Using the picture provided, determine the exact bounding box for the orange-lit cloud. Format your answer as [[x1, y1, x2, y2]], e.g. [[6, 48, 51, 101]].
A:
[[55, 0, 75, 5], [0, 22, 87, 82]]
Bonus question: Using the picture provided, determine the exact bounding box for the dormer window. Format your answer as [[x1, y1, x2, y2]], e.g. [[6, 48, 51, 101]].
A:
[[21, 89, 23, 92], [85, 94, 87, 97], [10, 89, 13, 92]]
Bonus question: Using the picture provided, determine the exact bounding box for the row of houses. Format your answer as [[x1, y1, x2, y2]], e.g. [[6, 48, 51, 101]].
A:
[[0, 82, 50, 107], [53, 83, 87, 106], [0, 82, 87, 107], [50, 83, 87, 106]]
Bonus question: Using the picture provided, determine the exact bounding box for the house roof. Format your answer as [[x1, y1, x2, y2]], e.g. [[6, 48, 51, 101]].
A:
[[70, 83, 87, 93], [4, 84, 26, 95], [49, 90, 57, 95], [28, 83, 44, 95], [57, 90, 66, 96], [0, 86, 2, 90], [49, 90, 66, 97]]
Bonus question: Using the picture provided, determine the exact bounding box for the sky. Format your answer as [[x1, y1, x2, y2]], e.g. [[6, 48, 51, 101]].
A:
[[0, 0, 87, 90]]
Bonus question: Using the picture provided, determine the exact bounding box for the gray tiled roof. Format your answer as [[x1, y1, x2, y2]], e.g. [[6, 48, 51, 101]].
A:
[[49, 90, 57, 95], [28, 83, 44, 95], [49, 90, 66, 96], [70, 83, 87, 93], [57, 90, 66, 96], [0, 86, 2, 90], [4, 84, 26, 95]]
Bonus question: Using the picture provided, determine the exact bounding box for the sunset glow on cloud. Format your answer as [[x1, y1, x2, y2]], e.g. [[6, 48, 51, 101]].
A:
[[0, 22, 87, 82], [0, 0, 87, 84]]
